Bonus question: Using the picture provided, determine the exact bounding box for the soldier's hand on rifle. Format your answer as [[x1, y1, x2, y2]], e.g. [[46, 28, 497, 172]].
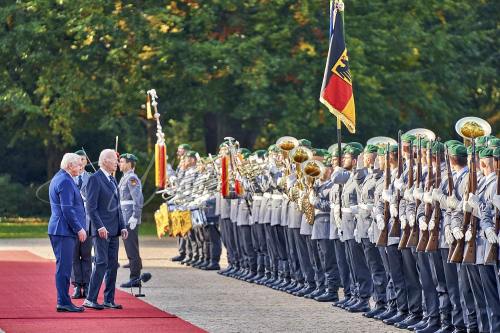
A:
[[465, 229, 473, 242], [445, 225, 454, 245], [413, 187, 424, 201], [463, 199, 473, 213], [400, 214, 407, 229], [382, 189, 392, 203], [423, 191, 433, 204], [394, 177, 405, 191], [376, 215, 385, 231], [418, 216, 428, 231], [408, 213, 416, 227], [428, 217, 435, 231], [452, 227, 464, 240], [484, 227, 498, 244], [390, 203, 398, 217], [447, 195, 460, 210], [432, 188, 448, 207], [493, 194, 500, 211]]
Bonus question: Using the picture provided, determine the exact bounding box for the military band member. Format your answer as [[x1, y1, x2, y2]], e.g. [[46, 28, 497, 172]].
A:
[[70, 150, 93, 299]]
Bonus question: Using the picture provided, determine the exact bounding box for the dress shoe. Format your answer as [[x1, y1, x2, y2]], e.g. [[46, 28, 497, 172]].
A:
[[103, 302, 123, 309], [198, 261, 210, 269], [383, 311, 408, 325], [466, 329, 479, 333], [57, 304, 85, 312], [339, 297, 358, 309], [314, 290, 339, 302], [171, 255, 185, 262], [332, 296, 351, 308], [248, 272, 264, 283], [180, 257, 192, 265], [433, 325, 455, 333], [416, 323, 442, 333], [276, 278, 291, 290], [283, 280, 297, 292], [123, 263, 130, 268], [287, 282, 303, 293], [82, 300, 105, 310], [217, 265, 233, 276], [202, 263, 221, 271], [363, 307, 386, 318], [255, 273, 271, 285], [373, 308, 397, 321], [346, 299, 370, 313], [393, 313, 423, 329], [71, 286, 83, 299], [293, 284, 316, 297], [120, 280, 141, 288], [407, 317, 429, 331], [82, 284, 89, 298]]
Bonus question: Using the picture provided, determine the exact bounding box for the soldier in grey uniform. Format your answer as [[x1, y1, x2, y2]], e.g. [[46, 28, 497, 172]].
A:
[[71, 150, 93, 299], [117, 153, 149, 288]]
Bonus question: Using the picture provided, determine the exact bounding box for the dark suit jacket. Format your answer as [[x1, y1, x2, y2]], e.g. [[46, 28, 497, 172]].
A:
[[86, 169, 126, 237], [48, 169, 86, 236]]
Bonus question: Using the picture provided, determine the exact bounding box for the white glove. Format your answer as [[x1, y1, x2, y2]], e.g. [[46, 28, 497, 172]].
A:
[[428, 217, 435, 231], [445, 225, 454, 245], [128, 216, 138, 230], [376, 215, 385, 231], [485, 227, 498, 244], [463, 199, 473, 213], [404, 187, 414, 201], [337, 228, 343, 238], [447, 195, 460, 210], [465, 229, 473, 242], [418, 216, 428, 231], [394, 177, 405, 191], [493, 194, 500, 211], [368, 225, 373, 235], [423, 191, 433, 204], [333, 205, 341, 226], [413, 187, 424, 201], [452, 227, 464, 240], [400, 215, 407, 229], [308, 191, 317, 205], [408, 213, 416, 227], [432, 188, 445, 205], [382, 189, 393, 203], [390, 204, 399, 217], [467, 193, 480, 211]]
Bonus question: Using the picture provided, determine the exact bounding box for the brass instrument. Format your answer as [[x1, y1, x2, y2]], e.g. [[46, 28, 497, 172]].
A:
[[301, 159, 326, 225], [405, 128, 436, 141], [455, 116, 492, 142], [366, 136, 397, 147], [290, 146, 314, 209], [276, 136, 299, 176]]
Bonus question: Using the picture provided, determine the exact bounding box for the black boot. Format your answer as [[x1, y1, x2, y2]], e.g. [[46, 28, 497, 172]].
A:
[[71, 284, 83, 299], [314, 289, 339, 302]]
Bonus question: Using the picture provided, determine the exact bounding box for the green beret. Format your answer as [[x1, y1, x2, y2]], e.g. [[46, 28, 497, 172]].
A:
[[489, 138, 500, 148], [479, 148, 494, 159], [268, 144, 280, 153], [239, 148, 251, 155], [364, 144, 378, 154], [313, 148, 328, 157], [185, 150, 197, 158], [178, 143, 191, 150], [345, 146, 362, 157], [74, 149, 85, 156], [253, 149, 266, 158], [347, 142, 364, 151], [444, 140, 462, 148], [388, 145, 398, 153], [298, 139, 312, 148], [120, 153, 138, 162], [467, 145, 482, 156], [377, 147, 386, 156], [331, 148, 343, 157], [402, 133, 416, 143], [420, 138, 429, 148], [449, 144, 467, 157], [431, 142, 444, 154], [323, 154, 333, 167], [475, 135, 494, 147]]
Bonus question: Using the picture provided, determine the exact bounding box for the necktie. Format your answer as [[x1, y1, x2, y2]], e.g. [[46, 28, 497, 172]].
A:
[[77, 175, 83, 190], [109, 175, 117, 189]]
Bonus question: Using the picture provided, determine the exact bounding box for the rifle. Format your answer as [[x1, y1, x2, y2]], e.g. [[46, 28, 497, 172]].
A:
[[426, 139, 441, 252], [389, 130, 403, 237], [484, 154, 500, 264], [450, 141, 478, 263], [376, 143, 391, 246], [398, 140, 413, 250], [417, 140, 434, 251], [406, 137, 422, 247]]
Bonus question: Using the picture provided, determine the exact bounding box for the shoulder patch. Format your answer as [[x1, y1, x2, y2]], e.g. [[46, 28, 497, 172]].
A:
[[130, 178, 138, 186]]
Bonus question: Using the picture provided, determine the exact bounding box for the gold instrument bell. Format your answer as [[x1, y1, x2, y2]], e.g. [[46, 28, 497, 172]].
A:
[[290, 146, 313, 164], [302, 159, 325, 179], [300, 159, 325, 226], [276, 136, 299, 152], [455, 116, 492, 141]]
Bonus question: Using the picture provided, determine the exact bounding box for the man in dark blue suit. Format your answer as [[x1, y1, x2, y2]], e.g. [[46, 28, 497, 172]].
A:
[[48, 153, 88, 312], [83, 149, 128, 310]]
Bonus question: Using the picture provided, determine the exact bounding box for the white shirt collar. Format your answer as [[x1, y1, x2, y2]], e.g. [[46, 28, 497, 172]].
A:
[[101, 168, 112, 179]]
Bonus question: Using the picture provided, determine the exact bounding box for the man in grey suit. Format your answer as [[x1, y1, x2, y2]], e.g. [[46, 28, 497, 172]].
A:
[[70, 150, 93, 299], [117, 153, 150, 288], [83, 149, 128, 310]]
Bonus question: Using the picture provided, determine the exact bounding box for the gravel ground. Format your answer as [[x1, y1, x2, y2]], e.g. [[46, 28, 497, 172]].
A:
[[1, 237, 403, 333]]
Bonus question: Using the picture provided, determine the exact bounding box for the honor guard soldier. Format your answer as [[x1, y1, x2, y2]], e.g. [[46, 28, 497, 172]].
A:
[[118, 153, 150, 288]]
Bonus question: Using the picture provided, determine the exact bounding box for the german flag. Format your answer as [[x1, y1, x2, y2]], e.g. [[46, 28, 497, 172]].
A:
[[320, 1, 356, 133]]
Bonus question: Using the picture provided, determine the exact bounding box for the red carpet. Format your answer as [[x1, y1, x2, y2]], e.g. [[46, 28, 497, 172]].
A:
[[0, 251, 206, 333]]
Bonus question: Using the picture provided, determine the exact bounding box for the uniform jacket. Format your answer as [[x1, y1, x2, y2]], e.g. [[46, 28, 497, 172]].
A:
[[118, 170, 144, 225]]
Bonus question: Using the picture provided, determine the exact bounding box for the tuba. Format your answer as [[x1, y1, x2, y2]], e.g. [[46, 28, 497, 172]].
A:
[[405, 128, 436, 141], [455, 116, 492, 142], [366, 136, 397, 147], [300, 159, 325, 225]]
